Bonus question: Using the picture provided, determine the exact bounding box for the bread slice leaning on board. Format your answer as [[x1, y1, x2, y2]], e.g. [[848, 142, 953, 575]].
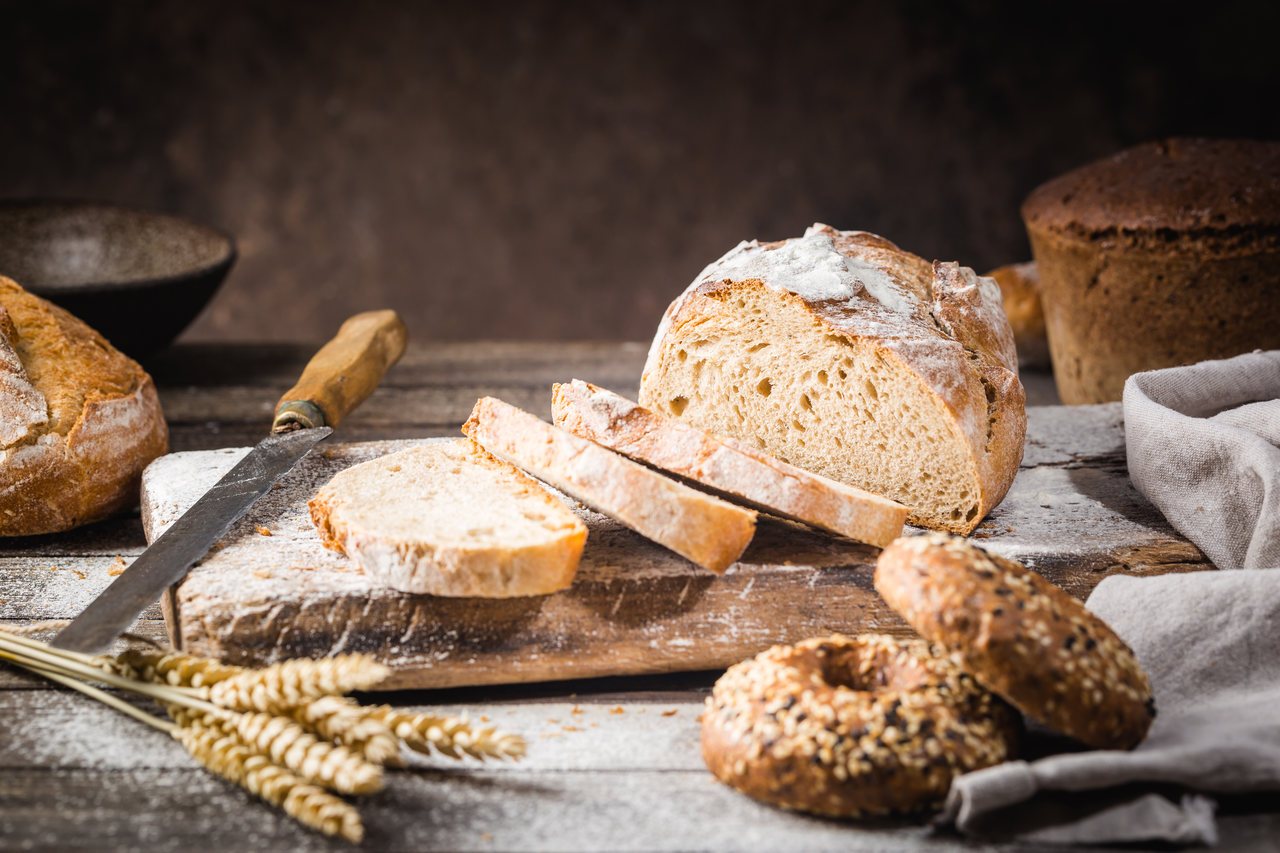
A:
[[639, 224, 1025, 534], [551, 379, 908, 547], [309, 439, 587, 597], [464, 396, 756, 574]]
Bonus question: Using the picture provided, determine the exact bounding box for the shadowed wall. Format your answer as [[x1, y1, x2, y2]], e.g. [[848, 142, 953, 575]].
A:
[[1, 0, 1276, 344]]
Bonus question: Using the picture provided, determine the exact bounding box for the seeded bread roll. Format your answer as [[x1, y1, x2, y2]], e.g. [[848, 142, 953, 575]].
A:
[[552, 379, 907, 547], [701, 634, 1020, 817], [464, 396, 756, 574], [310, 439, 587, 597], [0, 275, 168, 535], [875, 534, 1156, 750], [639, 224, 1025, 534]]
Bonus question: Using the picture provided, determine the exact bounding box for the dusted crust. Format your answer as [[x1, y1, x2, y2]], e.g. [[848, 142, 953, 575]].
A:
[[0, 276, 168, 535], [701, 634, 1020, 817], [1021, 138, 1280, 243], [875, 534, 1156, 750], [640, 224, 1024, 534]]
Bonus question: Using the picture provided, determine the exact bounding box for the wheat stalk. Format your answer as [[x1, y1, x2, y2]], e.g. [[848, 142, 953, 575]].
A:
[[171, 707, 384, 795], [174, 717, 364, 843], [1, 627, 529, 844], [370, 706, 527, 761], [113, 649, 246, 687], [290, 695, 403, 766], [210, 654, 391, 713]]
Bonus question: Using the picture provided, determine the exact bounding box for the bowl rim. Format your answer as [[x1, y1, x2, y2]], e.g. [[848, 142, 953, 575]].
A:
[[0, 197, 237, 294]]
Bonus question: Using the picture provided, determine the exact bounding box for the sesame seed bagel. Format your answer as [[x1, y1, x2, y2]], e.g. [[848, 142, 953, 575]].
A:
[[875, 533, 1156, 750], [700, 634, 1020, 817]]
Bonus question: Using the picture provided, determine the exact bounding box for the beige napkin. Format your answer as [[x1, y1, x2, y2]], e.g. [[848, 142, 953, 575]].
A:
[[1124, 349, 1280, 569], [938, 352, 1280, 846]]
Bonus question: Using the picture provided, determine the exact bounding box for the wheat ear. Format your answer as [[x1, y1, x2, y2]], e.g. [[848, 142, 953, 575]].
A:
[[172, 707, 383, 795], [210, 654, 391, 713], [369, 707, 526, 761], [174, 717, 364, 843], [290, 696, 403, 767], [114, 649, 246, 687]]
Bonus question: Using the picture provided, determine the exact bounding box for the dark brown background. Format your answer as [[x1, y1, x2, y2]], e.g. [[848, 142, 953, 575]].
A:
[[2, 0, 1277, 345]]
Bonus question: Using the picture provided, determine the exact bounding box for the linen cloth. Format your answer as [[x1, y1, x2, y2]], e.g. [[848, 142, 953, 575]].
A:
[[1124, 349, 1280, 570], [939, 352, 1280, 845]]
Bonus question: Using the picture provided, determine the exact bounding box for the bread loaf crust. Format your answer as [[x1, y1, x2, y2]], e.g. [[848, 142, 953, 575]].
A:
[[1021, 139, 1280, 403], [640, 225, 1025, 534], [0, 276, 168, 535]]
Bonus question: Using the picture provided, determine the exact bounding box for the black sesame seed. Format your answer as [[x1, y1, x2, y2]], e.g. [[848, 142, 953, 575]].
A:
[[1085, 638, 1097, 651], [994, 587, 1012, 596], [1064, 635, 1077, 650]]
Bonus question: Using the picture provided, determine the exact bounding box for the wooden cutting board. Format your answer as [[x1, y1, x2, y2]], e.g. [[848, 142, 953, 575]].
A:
[[140, 403, 1212, 690]]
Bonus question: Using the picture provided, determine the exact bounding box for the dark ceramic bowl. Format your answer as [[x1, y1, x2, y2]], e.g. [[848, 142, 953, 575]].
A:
[[0, 200, 235, 361]]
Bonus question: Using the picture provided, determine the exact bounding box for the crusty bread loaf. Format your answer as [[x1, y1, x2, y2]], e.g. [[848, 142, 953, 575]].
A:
[[1022, 138, 1280, 403], [309, 438, 587, 597], [551, 379, 907, 547], [639, 224, 1025, 534], [984, 261, 1048, 369], [463, 396, 756, 574], [0, 275, 168, 535]]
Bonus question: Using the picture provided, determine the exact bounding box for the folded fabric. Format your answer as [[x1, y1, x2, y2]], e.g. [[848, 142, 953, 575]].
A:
[[1123, 350, 1280, 570], [939, 570, 1280, 845]]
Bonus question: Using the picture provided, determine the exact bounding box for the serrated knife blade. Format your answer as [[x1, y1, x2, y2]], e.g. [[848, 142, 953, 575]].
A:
[[50, 309, 407, 653]]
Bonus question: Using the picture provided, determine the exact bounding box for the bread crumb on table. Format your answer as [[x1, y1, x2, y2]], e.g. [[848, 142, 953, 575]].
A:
[[255, 526, 272, 536]]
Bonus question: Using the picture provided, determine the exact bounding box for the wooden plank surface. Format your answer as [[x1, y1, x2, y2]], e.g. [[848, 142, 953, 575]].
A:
[[138, 403, 1210, 690], [3, 342, 1272, 853]]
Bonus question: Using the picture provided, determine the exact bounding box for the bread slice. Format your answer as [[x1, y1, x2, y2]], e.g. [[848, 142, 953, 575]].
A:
[[552, 379, 908, 547], [639, 224, 1025, 534], [309, 438, 587, 597], [463, 396, 756, 574]]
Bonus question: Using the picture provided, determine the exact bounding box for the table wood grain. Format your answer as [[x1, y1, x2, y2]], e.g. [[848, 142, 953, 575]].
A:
[[2, 341, 1276, 853]]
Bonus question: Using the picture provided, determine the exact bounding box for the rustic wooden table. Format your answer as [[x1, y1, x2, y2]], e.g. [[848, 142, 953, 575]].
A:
[[2, 341, 1277, 852]]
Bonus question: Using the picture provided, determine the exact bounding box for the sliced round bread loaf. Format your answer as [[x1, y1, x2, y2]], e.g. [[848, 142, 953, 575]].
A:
[[639, 224, 1025, 534], [309, 438, 587, 597]]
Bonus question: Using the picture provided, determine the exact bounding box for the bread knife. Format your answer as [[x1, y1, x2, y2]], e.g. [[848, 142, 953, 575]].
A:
[[51, 309, 408, 653]]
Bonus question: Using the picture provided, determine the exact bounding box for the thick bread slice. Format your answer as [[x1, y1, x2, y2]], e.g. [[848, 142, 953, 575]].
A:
[[552, 379, 908, 547], [463, 396, 756, 574], [309, 438, 587, 597], [639, 224, 1025, 534]]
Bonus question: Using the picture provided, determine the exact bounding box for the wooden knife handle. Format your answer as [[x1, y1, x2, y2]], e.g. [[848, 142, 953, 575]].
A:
[[272, 310, 408, 433]]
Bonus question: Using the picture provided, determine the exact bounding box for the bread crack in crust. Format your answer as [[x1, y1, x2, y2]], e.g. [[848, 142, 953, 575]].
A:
[[639, 224, 1024, 534]]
